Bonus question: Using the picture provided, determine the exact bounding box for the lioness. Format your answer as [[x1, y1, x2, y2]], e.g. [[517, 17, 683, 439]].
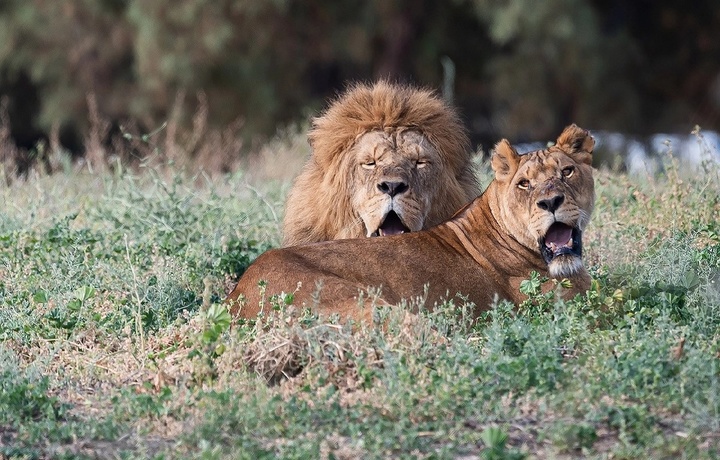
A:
[[227, 125, 595, 321], [282, 80, 478, 246]]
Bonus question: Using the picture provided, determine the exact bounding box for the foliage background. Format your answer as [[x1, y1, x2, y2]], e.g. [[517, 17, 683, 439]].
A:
[[1, 0, 719, 169], [1, 3, 720, 456]]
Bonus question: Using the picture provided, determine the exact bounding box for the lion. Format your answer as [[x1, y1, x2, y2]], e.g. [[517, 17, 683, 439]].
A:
[[227, 125, 595, 322], [282, 80, 479, 246]]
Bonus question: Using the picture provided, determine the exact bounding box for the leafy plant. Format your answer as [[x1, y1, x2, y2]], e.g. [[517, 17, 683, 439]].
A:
[[43, 285, 96, 336], [0, 366, 66, 425], [189, 303, 232, 382], [548, 422, 598, 452], [480, 427, 526, 460], [518, 271, 571, 318], [202, 303, 232, 352]]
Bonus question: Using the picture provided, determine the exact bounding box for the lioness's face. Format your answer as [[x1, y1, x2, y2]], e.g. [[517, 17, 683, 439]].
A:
[[351, 129, 443, 237], [492, 125, 595, 278]]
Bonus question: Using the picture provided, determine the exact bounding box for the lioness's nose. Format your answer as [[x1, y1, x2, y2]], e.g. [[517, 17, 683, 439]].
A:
[[537, 194, 565, 213], [378, 181, 408, 197]]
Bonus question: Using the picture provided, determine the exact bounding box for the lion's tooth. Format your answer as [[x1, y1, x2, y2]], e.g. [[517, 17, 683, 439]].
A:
[[567, 237, 573, 247]]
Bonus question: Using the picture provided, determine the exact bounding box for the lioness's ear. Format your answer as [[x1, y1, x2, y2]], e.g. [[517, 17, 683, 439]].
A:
[[491, 139, 520, 181], [556, 124, 594, 165]]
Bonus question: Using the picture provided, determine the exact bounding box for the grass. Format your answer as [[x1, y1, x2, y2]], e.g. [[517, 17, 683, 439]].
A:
[[0, 133, 719, 459]]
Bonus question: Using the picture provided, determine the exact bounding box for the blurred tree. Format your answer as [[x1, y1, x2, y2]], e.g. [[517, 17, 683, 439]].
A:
[[127, 0, 301, 134], [462, 0, 641, 141], [594, 0, 720, 131], [0, 0, 718, 166], [0, 0, 134, 132]]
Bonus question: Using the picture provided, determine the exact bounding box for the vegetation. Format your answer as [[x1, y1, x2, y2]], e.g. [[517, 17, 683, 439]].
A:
[[1, 1, 719, 168], [0, 129, 718, 458]]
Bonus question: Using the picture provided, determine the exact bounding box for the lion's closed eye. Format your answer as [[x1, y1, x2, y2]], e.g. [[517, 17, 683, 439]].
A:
[[280, 81, 478, 247]]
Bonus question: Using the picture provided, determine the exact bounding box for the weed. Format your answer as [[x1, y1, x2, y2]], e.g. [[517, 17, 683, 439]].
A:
[[480, 427, 526, 460], [0, 350, 67, 425], [189, 303, 233, 382], [547, 421, 598, 453]]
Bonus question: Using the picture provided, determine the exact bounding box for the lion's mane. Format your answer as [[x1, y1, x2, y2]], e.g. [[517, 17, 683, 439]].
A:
[[282, 80, 478, 246]]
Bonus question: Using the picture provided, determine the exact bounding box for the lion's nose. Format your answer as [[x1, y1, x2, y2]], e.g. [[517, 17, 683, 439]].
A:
[[378, 181, 408, 197], [537, 194, 565, 213]]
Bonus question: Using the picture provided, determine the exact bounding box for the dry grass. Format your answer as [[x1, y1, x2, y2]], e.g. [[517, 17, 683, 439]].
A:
[[0, 91, 311, 189], [585, 165, 720, 270], [0, 117, 719, 458]]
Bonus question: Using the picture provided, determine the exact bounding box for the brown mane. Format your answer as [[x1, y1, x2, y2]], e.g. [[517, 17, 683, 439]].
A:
[[282, 80, 478, 246]]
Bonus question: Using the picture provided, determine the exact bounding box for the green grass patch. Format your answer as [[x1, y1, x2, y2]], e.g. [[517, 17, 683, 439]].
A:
[[1, 153, 719, 458]]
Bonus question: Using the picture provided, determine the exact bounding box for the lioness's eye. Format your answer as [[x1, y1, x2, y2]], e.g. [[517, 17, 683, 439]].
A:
[[517, 179, 530, 190], [416, 159, 429, 168], [361, 161, 376, 170], [562, 166, 575, 178]]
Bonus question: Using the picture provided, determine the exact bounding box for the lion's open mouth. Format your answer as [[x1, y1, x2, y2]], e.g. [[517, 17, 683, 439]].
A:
[[371, 210, 411, 237], [539, 222, 582, 264]]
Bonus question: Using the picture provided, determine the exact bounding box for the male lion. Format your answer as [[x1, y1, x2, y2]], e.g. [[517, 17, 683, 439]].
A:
[[227, 125, 595, 321], [282, 80, 478, 246]]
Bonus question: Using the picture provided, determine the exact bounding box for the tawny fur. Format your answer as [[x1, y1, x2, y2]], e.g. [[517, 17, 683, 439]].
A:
[[227, 125, 596, 322], [282, 80, 478, 246]]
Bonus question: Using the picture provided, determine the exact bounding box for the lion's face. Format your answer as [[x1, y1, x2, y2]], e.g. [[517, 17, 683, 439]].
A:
[[351, 129, 443, 237], [491, 125, 595, 278], [282, 81, 478, 247]]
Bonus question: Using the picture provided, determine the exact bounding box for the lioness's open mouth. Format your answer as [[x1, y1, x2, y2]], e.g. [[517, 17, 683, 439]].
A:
[[539, 222, 582, 264], [371, 210, 411, 237]]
